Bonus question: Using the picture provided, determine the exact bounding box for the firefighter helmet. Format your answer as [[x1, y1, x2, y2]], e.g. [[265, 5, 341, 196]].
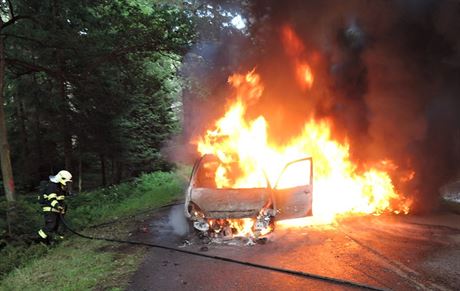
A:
[[50, 170, 73, 185]]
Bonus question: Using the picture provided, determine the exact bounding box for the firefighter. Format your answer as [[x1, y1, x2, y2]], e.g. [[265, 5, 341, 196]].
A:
[[37, 170, 73, 245]]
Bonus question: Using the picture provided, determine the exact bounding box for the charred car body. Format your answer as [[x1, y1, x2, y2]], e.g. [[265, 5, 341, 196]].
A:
[[185, 154, 313, 238]]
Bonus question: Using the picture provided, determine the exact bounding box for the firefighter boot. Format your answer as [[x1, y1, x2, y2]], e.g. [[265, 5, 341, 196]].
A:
[[37, 229, 51, 245]]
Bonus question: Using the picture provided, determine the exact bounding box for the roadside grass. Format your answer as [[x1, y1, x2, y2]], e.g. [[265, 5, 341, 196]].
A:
[[0, 238, 136, 291], [0, 170, 189, 290], [67, 171, 186, 228]]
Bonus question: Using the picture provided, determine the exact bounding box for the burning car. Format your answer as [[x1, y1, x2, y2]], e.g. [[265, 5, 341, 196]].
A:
[[184, 154, 313, 238]]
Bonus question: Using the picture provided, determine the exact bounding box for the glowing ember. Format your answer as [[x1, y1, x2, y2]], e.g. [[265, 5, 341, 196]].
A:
[[193, 27, 411, 235], [206, 217, 273, 239]]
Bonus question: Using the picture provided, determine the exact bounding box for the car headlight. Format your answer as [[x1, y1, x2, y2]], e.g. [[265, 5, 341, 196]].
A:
[[188, 202, 205, 219], [193, 220, 210, 232]]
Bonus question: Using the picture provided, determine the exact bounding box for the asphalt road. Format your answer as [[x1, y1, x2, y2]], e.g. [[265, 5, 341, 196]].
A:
[[127, 205, 460, 291]]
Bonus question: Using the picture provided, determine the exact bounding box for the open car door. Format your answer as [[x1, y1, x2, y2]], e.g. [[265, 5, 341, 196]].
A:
[[273, 157, 313, 220], [186, 154, 271, 219]]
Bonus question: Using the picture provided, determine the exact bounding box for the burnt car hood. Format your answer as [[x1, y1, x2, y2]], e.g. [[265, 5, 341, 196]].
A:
[[191, 187, 269, 219]]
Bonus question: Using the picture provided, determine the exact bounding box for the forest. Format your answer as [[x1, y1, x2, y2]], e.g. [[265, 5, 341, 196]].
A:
[[0, 0, 254, 281], [0, 0, 253, 198], [1, 0, 460, 286]]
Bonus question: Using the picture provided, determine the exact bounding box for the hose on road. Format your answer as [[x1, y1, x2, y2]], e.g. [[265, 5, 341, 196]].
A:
[[60, 213, 386, 291]]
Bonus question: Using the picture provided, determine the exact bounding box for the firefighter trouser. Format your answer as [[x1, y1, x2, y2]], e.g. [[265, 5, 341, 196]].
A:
[[37, 212, 61, 243]]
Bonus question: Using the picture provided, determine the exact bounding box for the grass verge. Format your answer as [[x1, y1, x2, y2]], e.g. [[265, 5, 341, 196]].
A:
[[0, 170, 187, 290], [67, 171, 186, 228], [0, 238, 144, 291]]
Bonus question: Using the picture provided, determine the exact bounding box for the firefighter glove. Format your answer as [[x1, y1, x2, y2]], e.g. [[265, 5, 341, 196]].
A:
[[57, 205, 65, 214]]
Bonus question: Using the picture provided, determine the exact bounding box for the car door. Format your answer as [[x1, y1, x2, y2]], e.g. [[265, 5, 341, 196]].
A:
[[185, 154, 218, 216], [273, 157, 313, 220]]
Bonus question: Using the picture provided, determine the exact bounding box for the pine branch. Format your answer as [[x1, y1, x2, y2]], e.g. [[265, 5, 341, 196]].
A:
[[85, 41, 164, 73], [5, 58, 58, 77], [6, 0, 14, 17], [2, 15, 36, 29], [2, 33, 80, 53], [1, 33, 46, 46]]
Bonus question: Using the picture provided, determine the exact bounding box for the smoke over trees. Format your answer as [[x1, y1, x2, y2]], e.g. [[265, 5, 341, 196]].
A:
[[183, 0, 460, 212]]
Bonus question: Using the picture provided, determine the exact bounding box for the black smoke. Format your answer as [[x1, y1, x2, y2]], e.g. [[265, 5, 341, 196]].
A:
[[182, 0, 460, 212]]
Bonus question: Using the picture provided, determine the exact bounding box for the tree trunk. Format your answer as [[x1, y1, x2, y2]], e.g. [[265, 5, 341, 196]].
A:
[[115, 160, 122, 184], [0, 26, 15, 202], [16, 100, 29, 183], [100, 153, 106, 186], [58, 77, 72, 171], [63, 131, 72, 170], [111, 157, 115, 185], [78, 152, 82, 193], [34, 77, 45, 181], [53, 1, 72, 172]]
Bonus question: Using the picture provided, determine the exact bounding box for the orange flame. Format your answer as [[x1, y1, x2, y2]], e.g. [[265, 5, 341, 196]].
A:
[[195, 70, 411, 228], [296, 62, 314, 89], [281, 26, 304, 57], [208, 218, 254, 237], [282, 25, 314, 89], [193, 27, 411, 234]]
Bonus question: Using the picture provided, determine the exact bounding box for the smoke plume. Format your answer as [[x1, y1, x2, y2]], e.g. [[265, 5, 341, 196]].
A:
[[181, 0, 460, 212]]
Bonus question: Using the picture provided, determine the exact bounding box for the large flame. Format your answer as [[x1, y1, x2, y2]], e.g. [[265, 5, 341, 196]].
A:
[[194, 27, 411, 231]]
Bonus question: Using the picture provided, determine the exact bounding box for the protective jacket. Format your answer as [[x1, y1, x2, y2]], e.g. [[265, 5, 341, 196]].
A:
[[39, 182, 67, 213], [37, 182, 67, 244]]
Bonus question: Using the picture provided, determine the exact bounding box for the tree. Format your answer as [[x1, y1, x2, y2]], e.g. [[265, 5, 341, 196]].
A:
[[118, 52, 183, 176], [179, 0, 255, 140], [0, 0, 33, 202], [3, 0, 196, 190]]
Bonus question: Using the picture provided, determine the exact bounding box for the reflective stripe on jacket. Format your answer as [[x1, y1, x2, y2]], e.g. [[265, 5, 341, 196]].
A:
[[40, 182, 66, 212], [43, 206, 61, 213]]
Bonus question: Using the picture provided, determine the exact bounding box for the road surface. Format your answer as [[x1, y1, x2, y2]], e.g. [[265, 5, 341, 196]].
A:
[[127, 205, 460, 290]]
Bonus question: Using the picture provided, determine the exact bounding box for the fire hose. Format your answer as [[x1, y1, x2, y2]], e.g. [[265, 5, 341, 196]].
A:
[[59, 213, 387, 291]]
